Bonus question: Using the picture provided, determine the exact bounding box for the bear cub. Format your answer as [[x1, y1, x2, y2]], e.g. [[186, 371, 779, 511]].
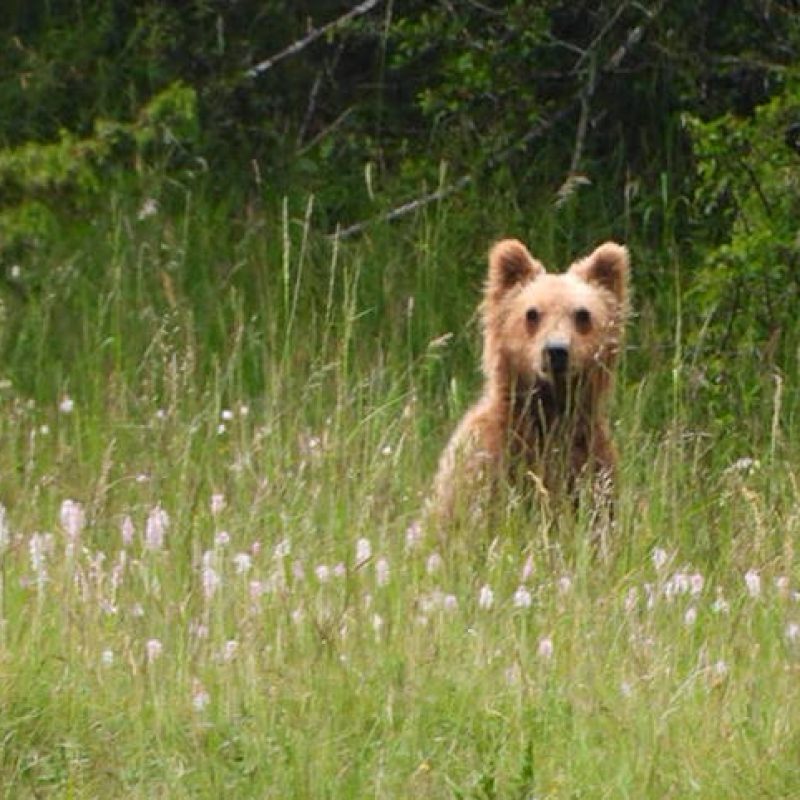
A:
[[432, 238, 630, 522]]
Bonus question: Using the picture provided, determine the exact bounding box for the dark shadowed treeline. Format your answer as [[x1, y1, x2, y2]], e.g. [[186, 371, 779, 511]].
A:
[[1, 2, 799, 392]]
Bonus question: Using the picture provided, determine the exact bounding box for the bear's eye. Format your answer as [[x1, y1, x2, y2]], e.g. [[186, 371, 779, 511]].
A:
[[574, 308, 592, 330], [525, 307, 540, 325]]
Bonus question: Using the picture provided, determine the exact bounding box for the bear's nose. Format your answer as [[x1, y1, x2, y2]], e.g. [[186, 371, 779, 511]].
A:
[[545, 343, 569, 374]]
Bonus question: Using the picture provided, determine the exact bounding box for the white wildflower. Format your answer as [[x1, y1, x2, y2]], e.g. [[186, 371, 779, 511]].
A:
[[120, 515, 135, 547], [521, 555, 535, 582], [537, 636, 554, 660], [59, 499, 85, 552], [249, 580, 265, 600], [651, 547, 669, 571], [190, 621, 209, 640], [689, 573, 705, 596], [233, 552, 252, 574], [210, 493, 226, 515], [355, 537, 372, 564], [744, 569, 761, 598], [29, 533, 48, 579], [0, 504, 9, 549], [315, 564, 331, 583], [557, 575, 573, 595], [726, 456, 759, 474], [712, 588, 730, 615], [513, 586, 532, 609], [712, 659, 728, 679], [504, 664, 522, 686], [478, 584, 494, 610], [222, 640, 239, 662], [684, 606, 697, 626], [404, 520, 423, 551], [676, 572, 691, 593], [146, 639, 163, 663], [145, 505, 169, 551], [191, 679, 210, 712], [775, 575, 790, 598], [426, 552, 443, 574], [273, 538, 291, 559], [58, 395, 74, 414], [375, 557, 390, 587], [202, 566, 220, 600], [214, 530, 230, 547], [137, 197, 159, 220]]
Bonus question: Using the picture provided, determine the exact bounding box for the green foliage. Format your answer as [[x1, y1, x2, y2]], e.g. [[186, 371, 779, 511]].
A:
[[391, 3, 550, 131], [131, 80, 200, 153], [685, 73, 800, 350], [0, 81, 199, 257]]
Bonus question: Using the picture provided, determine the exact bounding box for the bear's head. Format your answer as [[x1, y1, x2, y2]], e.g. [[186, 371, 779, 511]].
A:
[[481, 239, 629, 403]]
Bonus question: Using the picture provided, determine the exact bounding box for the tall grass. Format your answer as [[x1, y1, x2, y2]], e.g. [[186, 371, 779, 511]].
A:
[[1, 183, 799, 798]]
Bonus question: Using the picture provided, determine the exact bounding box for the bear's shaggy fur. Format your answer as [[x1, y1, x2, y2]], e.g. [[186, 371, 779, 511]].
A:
[[431, 238, 630, 522]]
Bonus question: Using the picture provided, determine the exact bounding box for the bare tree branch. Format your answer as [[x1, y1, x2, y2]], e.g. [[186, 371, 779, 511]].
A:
[[555, 55, 596, 207], [333, 175, 474, 240], [246, 0, 384, 79]]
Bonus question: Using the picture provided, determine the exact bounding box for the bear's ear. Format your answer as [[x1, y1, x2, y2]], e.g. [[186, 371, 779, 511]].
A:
[[487, 239, 544, 303], [570, 242, 629, 303]]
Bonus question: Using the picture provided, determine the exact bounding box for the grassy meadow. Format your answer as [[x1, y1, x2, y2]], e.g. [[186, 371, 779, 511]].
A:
[[1, 183, 800, 798]]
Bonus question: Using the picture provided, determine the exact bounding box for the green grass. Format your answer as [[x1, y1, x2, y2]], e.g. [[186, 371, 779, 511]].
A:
[[1, 185, 800, 798]]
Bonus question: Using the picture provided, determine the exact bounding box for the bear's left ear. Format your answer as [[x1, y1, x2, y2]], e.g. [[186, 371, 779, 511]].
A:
[[569, 242, 629, 303]]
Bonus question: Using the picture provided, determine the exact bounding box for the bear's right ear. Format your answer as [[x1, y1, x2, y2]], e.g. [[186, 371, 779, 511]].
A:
[[486, 239, 544, 304]]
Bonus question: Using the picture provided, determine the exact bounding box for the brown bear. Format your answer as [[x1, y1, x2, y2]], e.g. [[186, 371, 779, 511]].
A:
[[431, 238, 630, 524]]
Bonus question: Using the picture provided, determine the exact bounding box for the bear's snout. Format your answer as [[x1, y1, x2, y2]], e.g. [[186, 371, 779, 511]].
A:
[[544, 341, 570, 374]]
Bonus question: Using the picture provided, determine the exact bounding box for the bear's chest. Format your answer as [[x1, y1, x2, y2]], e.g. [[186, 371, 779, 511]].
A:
[[506, 387, 591, 491]]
